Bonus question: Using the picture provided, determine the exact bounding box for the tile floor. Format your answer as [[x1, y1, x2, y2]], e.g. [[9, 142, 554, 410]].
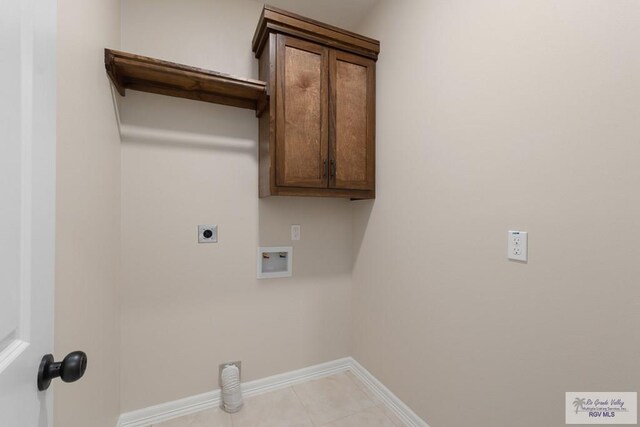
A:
[[152, 371, 406, 427]]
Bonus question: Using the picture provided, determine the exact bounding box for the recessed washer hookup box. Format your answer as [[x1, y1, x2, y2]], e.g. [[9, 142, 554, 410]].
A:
[[257, 246, 293, 279]]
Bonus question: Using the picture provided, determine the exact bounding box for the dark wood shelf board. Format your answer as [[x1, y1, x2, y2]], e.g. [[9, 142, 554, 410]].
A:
[[105, 49, 267, 111], [265, 186, 375, 200]]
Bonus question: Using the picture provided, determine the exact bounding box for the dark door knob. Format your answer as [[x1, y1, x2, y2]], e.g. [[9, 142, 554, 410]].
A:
[[37, 351, 87, 391]]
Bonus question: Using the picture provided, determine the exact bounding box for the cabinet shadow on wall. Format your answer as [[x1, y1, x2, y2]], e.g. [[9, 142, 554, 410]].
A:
[[258, 197, 355, 278], [351, 199, 374, 265]]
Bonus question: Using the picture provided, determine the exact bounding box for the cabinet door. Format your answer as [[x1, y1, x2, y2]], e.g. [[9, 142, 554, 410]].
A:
[[329, 50, 375, 191], [276, 34, 329, 188]]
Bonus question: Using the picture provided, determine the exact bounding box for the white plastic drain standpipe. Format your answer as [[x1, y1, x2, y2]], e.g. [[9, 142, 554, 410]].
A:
[[220, 364, 243, 413]]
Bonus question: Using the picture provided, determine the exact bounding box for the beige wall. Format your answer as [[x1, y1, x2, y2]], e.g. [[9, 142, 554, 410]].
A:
[[353, 0, 640, 426], [119, 0, 352, 411], [55, 0, 121, 426]]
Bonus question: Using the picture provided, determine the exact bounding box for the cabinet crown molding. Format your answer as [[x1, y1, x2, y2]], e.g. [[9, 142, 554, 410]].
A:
[[252, 5, 380, 60]]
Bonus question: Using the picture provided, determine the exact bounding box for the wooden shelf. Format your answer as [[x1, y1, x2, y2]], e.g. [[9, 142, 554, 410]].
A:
[[105, 49, 267, 112]]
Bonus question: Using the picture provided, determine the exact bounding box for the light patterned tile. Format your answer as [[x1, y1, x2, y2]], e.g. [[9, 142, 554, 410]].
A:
[[231, 387, 313, 427], [322, 406, 396, 427], [344, 370, 381, 405], [152, 407, 232, 427], [292, 372, 376, 426]]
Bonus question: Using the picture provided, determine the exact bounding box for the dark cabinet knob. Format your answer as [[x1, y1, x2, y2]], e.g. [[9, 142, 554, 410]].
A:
[[37, 351, 87, 391]]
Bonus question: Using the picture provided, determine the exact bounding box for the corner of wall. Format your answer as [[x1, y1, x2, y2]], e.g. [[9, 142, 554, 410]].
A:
[[55, 0, 122, 424]]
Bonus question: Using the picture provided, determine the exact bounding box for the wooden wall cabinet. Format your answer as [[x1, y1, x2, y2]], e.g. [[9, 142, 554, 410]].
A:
[[253, 6, 379, 200]]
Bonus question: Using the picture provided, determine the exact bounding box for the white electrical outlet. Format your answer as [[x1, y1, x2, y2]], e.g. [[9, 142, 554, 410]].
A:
[[291, 224, 301, 241], [508, 230, 527, 261], [198, 225, 218, 243]]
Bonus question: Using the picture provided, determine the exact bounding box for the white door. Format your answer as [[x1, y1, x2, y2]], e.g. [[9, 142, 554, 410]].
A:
[[0, 0, 57, 425]]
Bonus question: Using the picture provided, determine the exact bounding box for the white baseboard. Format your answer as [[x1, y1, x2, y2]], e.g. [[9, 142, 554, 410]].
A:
[[117, 357, 428, 427], [348, 359, 429, 427]]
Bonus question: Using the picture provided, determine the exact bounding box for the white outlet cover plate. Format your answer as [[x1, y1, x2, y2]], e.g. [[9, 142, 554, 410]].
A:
[[508, 230, 527, 261], [198, 225, 218, 243], [291, 225, 301, 241]]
